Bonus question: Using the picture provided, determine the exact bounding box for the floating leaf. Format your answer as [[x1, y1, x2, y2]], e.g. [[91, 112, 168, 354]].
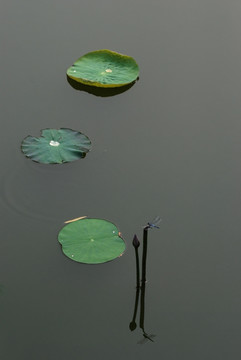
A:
[[67, 49, 139, 88], [21, 128, 91, 164], [58, 218, 126, 264]]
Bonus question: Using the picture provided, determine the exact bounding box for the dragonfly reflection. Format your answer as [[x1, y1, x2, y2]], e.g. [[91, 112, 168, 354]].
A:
[[145, 216, 162, 229], [137, 332, 156, 344]]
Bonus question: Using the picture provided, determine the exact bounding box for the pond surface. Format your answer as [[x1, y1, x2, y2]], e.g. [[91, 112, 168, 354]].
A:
[[0, 1, 240, 359]]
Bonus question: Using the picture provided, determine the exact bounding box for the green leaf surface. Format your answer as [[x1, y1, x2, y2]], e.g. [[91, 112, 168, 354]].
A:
[[21, 128, 91, 164], [67, 49, 139, 88], [58, 218, 126, 264]]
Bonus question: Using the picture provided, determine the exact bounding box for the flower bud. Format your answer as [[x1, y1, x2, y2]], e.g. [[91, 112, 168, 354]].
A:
[[132, 234, 140, 249]]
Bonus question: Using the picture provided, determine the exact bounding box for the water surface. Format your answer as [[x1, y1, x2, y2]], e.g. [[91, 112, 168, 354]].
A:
[[0, 1, 240, 359]]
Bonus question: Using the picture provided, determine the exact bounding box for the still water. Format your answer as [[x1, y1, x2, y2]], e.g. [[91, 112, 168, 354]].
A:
[[1, 1, 240, 359]]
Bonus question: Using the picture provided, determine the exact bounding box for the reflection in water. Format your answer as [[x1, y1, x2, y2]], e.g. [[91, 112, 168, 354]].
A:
[[138, 274, 156, 344], [129, 235, 140, 332], [129, 221, 160, 344], [67, 76, 137, 97], [137, 332, 156, 345]]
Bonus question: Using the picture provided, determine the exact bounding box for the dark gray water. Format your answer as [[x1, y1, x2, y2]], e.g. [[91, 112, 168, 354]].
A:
[[1, 1, 240, 359]]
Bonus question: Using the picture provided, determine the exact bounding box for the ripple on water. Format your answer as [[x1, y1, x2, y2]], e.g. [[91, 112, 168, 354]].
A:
[[0, 161, 81, 222]]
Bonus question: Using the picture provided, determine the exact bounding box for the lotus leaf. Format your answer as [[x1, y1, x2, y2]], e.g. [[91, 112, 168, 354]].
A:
[[21, 128, 91, 164], [67, 49, 139, 88], [58, 218, 126, 264]]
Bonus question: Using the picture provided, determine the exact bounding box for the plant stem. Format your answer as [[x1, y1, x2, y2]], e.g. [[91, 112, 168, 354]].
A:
[[135, 247, 140, 288], [141, 228, 148, 285]]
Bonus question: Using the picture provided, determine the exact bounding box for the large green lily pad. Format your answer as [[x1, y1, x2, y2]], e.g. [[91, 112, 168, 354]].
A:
[[58, 218, 126, 264], [67, 49, 139, 88], [21, 128, 91, 164]]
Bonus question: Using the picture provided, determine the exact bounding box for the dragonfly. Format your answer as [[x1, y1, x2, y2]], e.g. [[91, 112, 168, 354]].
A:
[[145, 216, 162, 230], [137, 332, 156, 344]]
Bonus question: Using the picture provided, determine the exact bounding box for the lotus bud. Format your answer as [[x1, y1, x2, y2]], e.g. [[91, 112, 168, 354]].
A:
[[132, 234, 140, 249]]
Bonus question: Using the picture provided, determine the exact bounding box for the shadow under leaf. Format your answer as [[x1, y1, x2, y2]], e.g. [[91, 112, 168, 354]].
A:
[[67, 76, 138, 97]]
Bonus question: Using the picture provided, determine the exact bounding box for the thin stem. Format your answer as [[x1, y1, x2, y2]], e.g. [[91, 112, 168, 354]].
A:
[[129, 238, 141, 331], [141, 228, 148, 285], [135, 247, 140, 288], [140, 228, 148, 330]]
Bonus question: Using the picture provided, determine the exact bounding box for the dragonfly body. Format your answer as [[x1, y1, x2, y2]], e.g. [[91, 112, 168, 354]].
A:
[[145, 216, 162, 230]]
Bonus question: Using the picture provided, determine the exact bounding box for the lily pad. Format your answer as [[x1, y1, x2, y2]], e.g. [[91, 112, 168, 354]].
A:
[[58, 218, 126, 264], [67, 49, 139, 88], [21, 128, 91, 164]]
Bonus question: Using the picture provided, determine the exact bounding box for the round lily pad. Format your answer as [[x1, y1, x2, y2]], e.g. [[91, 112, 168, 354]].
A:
[[67, 49, 139, 88], [21, 128, 91, 164], [58, 218, 126, 264]]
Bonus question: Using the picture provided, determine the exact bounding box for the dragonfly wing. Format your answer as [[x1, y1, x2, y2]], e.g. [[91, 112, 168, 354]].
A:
[[137, 337, 148, 344], [137, 334, 156, 344], [151, 216, 162, 226]]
